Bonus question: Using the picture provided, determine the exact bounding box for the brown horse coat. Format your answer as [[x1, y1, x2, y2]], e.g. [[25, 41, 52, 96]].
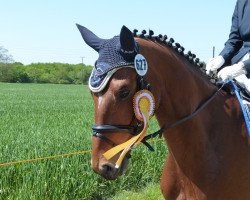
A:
[[137, 38, 250, 200], [77, 25, 250, 200]]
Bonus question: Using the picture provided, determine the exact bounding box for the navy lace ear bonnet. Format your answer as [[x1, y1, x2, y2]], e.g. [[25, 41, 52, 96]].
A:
[[76, 24, 139, 92]]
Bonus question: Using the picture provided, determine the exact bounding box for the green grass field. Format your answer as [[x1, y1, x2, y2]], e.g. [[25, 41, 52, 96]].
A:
[[0, 83, 167, 200]]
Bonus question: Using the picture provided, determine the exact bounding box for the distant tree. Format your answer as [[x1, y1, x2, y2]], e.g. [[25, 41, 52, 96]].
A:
[[0, 46, 14, 63], [0, 46, 15, 82]]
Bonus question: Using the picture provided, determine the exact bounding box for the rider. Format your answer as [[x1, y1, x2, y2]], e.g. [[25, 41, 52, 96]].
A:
[[206, 0, 250, 92]]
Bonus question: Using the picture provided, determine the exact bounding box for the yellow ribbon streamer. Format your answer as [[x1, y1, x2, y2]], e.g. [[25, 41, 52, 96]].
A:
[[103, 93, 151, 168]]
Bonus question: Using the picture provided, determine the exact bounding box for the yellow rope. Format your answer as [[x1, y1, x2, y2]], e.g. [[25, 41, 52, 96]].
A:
[[0, 138, 164, 167], [0, 150, 91, 167]]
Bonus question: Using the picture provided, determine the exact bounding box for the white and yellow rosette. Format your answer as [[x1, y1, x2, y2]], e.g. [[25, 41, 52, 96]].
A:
[[103, 89, 155, 168]]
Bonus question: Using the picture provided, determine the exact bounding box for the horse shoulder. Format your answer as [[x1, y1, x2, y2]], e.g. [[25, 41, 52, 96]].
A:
[[160, 154, 208, 200]]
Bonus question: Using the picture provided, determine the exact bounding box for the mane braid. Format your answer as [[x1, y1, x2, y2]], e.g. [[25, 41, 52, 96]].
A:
[[133, 29, 219, 85]]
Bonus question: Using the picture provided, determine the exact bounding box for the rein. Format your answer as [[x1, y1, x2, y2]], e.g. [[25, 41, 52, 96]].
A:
[[142, 82, 226, 142]]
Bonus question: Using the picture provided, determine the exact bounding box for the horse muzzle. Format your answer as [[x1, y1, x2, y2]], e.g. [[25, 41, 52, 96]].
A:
[[92, 154, 130, 180]]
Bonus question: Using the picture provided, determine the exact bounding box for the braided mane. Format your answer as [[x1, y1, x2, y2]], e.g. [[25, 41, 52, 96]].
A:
[[133, 29, 218, 85]]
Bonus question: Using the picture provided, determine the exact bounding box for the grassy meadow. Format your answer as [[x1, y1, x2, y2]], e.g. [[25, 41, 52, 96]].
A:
[[0, 83, 167, 199]]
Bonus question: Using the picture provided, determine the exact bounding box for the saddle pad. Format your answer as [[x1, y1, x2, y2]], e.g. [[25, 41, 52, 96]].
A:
[[231, 81, 250, 137]]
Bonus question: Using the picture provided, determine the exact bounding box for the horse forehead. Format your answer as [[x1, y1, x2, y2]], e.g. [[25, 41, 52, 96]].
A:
[[110, 78, 131, 88], [110, 71, 136, 88]]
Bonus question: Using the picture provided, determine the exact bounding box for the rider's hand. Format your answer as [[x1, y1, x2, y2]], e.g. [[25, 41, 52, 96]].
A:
[[217, 62, 246, 81], [206, 56, 225, 75]]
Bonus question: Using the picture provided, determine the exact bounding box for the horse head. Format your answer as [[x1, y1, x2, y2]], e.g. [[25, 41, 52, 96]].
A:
[[77, 24, 157, 180]]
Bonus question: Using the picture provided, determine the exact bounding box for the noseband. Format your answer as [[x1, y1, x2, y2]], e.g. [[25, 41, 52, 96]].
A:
[[92, 125, 138, 147], [92, 75, 155, 151]]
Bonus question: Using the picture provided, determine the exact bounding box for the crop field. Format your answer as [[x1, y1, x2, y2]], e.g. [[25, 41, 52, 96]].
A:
[[0, 83, 167, 200]]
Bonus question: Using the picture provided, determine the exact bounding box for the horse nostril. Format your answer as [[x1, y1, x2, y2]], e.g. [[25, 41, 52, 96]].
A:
[[102, 163, 115, 174]]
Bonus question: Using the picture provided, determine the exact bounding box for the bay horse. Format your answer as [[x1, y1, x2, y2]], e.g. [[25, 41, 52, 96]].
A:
[[77, 24, 250, 200]]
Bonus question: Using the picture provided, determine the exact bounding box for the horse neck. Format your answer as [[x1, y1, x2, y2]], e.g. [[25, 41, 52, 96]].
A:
[[138, 38, 227, 169], [137, 39, 249, 193], [138, 38, 216, 126]]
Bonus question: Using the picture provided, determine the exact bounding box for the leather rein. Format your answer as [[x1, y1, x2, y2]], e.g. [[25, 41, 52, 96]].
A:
[[92, 74, 225, 152]]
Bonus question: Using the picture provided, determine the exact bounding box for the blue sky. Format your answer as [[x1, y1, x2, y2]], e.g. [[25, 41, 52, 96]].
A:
[[0, 0, 236, 65]]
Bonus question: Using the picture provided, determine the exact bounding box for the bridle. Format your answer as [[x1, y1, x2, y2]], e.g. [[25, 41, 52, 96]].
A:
[[92, 75, 156, 151], [92, 71, 225, 152]]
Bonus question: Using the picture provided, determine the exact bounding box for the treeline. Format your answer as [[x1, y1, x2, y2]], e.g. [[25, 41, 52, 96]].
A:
[[0, 62, 93, 84]]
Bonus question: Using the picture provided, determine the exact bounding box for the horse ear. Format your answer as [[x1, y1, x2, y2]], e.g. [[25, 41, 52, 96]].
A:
[[120, 26, 136, 57], [76, 24, 105, 52]]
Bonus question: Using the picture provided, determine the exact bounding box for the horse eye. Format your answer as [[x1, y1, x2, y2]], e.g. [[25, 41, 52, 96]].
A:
[[119, 88, 130, 99]]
